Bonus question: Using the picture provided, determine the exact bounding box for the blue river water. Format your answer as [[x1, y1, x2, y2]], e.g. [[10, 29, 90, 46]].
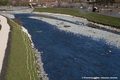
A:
[[15, 14, 120, 80]]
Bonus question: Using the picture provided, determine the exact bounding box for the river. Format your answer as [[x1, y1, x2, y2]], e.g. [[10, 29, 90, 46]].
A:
[[15, 14, 120, 80]]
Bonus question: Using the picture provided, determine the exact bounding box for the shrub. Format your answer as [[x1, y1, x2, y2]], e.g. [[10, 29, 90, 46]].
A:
[[0, 24, 2, 30], [0, 0, 9, 5]]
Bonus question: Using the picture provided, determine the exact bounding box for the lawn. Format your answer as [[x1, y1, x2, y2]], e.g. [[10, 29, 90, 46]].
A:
[[3, 19, 40, 80], [34, 8, 120, 28]]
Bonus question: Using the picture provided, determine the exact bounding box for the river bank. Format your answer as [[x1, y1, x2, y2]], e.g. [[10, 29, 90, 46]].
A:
[[31, 12, 120, 48], [21, 26, 48, 80], [0, 19, 40, 80], [34, 8, 120, 28]]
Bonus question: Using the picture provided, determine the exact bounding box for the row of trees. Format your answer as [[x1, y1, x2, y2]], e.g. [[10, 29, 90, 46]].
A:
[[0, 0, 118, 6], [0, 0, 30, 6], [55, 0, 117, 6], [0, 0, 9, 5], [56, 0, 115, 3], [91, 0, 115, 5]]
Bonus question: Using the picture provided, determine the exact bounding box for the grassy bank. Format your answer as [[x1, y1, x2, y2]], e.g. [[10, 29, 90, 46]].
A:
[[4, 19, 39, 80], [34, 8, 120, 28]]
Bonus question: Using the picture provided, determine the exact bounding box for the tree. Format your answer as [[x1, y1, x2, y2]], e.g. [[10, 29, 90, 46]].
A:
[[95, 0, 115, 5], [0, 0, 9, 5]]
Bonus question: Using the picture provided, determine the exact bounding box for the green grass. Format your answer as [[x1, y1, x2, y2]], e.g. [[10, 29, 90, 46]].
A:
[[34, 8, 83, 17], [5, 19, 40, 80], [34, 8, 120, 28]]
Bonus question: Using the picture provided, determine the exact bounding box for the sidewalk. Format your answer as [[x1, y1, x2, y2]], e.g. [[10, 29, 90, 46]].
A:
[[0, 15, 10, 74]]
